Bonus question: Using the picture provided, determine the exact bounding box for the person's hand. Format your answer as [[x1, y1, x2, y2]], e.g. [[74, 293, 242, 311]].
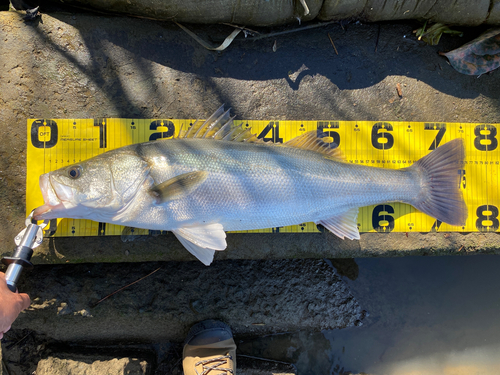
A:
[[0, 272, 30, 339]]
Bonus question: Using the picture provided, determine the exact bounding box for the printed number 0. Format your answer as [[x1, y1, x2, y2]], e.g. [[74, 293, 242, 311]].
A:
[[30, 119, 58, 149]]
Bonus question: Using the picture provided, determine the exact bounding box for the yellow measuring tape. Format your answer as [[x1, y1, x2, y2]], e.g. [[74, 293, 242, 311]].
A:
[[26, 118, 499, 237]]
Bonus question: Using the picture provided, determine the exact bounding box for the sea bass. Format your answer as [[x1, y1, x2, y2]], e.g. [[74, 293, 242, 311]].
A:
[[33, 107, 467, 265]]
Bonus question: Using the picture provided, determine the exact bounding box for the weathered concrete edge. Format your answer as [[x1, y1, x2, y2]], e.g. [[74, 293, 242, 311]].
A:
[[13, 259, 366, 342], [24, 231, 500, 265]]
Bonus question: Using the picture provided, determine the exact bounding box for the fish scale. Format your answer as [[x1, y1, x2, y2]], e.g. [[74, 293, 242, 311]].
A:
[[113, 138, 430, 231]]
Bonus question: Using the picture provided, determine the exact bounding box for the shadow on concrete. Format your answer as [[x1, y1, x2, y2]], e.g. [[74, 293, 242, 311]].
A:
[[47, 14, 500, 97]]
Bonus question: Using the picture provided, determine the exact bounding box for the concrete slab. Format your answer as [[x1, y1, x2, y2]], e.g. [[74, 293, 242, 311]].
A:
[[35, 356, 149, 375], [0, 11, 499, 264], [35, 354, 296, 375], [12, 259, 365, 342]]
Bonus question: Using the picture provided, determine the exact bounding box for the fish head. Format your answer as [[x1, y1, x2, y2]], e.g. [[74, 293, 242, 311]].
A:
[[33, 150, 150, 221]]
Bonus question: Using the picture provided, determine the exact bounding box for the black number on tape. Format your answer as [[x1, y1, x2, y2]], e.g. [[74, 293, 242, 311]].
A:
[[94, 119, 107, 148], [31, 119, 58, 148], [430, 220, 443, 232], [149, 120, 175, 141], [476, 205, 499, 231], [372, 204, 395, 232], [258, 122, 283, 143], [424, 123, 446, 150], [474, 125, 497, 151], [371, 122, 394, 150], [317, 121, 340, 146], [97, 222, 106, 236], [458, 169, 466, 189]]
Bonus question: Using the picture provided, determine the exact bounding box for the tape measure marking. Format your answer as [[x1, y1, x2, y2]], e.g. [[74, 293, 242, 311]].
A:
[[26, 119, 500, 237]]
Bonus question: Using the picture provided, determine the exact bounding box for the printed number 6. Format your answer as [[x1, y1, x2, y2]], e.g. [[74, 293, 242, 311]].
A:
[[371, 123, 394, 150], [372, 204, 395, 232]]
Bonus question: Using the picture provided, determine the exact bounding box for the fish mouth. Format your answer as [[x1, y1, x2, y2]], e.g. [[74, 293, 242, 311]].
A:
[[33, 174, 75, 220]]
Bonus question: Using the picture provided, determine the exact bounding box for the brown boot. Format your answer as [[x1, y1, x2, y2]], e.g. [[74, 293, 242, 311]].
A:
[[182, 320, 237, 375]]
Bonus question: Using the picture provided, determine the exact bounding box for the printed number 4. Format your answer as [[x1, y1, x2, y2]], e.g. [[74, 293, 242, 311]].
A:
[[258, 122, 283, 143]]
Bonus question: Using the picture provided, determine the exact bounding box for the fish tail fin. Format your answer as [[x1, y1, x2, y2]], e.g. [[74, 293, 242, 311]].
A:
[[409, 138, 467, 226]]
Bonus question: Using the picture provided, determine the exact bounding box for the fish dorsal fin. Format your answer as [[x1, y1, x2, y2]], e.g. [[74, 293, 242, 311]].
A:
[[178, 105, 265, 144], [172, 223, 227, 265], [316, 207, 360, 240], [183, 105, 226, 138], [150, 171, 208, 203], [285, 130, 344, 159]]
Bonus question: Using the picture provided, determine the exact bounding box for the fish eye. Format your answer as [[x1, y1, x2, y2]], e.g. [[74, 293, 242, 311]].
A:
[[68, 165, 82, 179]]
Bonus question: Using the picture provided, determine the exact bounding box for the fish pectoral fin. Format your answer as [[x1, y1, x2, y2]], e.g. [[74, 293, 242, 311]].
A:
[[150, 171, 208, 203], [172, 223, 227, 266], [316, 208, 360, 240]]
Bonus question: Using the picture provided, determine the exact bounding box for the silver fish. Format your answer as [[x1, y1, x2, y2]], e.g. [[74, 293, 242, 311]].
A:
[[33, 106, 467, 265]]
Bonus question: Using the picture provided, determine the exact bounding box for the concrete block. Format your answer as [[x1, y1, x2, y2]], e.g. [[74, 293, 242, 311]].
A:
[[35, 356, 149, 375]]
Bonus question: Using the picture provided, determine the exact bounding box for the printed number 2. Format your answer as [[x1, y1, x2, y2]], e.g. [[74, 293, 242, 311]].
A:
[[372, 205, 395, 232], [150, 120, 175, 141]]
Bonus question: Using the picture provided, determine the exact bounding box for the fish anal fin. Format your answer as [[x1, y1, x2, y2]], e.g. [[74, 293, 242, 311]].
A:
[[172, 223, 227, 266], [286, 130, 344, 159], [150, 171, 208, 203], [316, 207, 360, 240]]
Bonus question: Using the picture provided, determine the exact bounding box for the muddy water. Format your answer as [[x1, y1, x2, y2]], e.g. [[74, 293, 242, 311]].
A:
[[238, 254, 500, 374]]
